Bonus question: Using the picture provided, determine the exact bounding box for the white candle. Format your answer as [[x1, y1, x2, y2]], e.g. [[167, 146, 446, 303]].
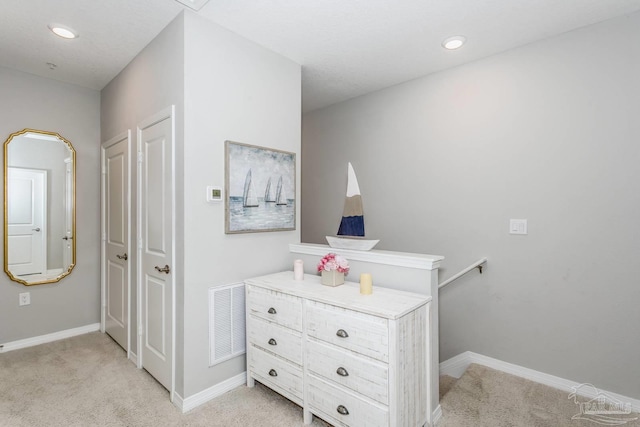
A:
[[360, 273, 372, 295], [294, 259, 304, 281]]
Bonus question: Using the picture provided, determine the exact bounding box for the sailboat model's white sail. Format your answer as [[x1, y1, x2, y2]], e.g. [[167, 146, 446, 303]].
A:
[[275, 176, 287, 205], [264, 177, 275, 203], [326, 162, 379, 251], [243, 169, 259, 207]]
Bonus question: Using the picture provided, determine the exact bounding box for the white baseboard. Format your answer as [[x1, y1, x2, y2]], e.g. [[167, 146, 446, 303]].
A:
[[128, 351, 139, 366], [173, 371, 247, 413], [431, 404, 443, 426], [0, 323, 101, 353], [440, 351, 640, 412]]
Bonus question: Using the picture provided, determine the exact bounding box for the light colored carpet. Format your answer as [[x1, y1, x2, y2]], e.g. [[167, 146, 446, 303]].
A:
[[439, 375, 457, 400], [0, 332, 328, 427], [438, 363, 640, 427], [2, 333, 638, 427]]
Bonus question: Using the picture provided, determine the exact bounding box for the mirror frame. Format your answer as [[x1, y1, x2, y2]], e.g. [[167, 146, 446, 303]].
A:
[[3, 128, 76, 286]]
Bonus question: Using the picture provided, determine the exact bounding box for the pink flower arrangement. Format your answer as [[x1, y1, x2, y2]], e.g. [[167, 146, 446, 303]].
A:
[[317, 253, 350, 274]]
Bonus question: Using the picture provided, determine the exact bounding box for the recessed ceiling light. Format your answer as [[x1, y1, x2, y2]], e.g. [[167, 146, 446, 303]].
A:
[[442, 35, 466, 50], [48, 24, 79, 39]]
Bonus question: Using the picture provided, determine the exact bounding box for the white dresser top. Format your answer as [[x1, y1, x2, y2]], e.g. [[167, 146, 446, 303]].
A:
[[245, 271, 431, 320]]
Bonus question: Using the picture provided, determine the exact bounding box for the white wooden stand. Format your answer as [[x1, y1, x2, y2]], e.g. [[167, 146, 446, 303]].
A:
[[289, 243, 444, 425]]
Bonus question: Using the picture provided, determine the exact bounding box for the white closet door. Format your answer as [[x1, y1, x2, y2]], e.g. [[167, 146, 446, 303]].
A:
[[102, 133, 130, 352], [139, 111, 174, 394]]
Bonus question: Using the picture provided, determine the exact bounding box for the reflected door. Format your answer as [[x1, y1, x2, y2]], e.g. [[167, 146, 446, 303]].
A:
[[7, 167, 46, 276], [139, 114, 173, 392], [103, 136, 130, 351]]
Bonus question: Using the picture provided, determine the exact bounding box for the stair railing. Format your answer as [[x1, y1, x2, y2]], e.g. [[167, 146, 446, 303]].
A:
[[438, 257, 487, 290]]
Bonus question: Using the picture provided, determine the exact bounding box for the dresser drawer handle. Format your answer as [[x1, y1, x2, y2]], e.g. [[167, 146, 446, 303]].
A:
[[268, 338, 277, 346], [336, 405, 349, 415], [336, 329, 349, 338], [336, 367, 349, 377], [268, 369, 278, 377], [267, 307, 277, 314]]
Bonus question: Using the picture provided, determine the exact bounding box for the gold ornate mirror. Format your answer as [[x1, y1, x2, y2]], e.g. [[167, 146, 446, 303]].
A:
[[3, 129, 76, 285]]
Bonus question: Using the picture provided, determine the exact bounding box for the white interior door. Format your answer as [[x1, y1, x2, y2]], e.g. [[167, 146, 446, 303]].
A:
[[102, 133, 130, 352], [138, 109, 174, 394], [7, 167, 46, 276]]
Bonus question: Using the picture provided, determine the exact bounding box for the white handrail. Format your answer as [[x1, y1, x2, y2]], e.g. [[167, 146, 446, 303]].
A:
[[438, 257, 487, 290]]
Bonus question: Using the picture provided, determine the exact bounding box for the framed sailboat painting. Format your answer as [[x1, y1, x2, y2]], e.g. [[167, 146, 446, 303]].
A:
[[225, 141, 296, 234]]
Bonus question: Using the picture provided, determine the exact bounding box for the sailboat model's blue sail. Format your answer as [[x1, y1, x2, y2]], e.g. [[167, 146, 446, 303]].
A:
[[326, 163, 379, 250], [337, 163, 364, 236]]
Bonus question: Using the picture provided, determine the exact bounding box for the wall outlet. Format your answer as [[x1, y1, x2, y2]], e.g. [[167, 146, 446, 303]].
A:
[[19, 292, 30, 306]]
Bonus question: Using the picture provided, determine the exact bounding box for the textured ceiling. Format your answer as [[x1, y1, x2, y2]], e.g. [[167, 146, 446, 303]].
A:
[[2, 0, 640, 112]]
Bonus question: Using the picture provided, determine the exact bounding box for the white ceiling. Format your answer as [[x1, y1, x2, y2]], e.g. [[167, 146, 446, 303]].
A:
[[2, 0, 640, 112]]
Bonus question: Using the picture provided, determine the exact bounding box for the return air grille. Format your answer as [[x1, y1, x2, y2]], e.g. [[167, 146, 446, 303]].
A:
[[209, 283, 246, 366]]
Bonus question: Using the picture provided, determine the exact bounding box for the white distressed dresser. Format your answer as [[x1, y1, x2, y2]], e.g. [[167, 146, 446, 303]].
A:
[[245, 271, 432, 427]]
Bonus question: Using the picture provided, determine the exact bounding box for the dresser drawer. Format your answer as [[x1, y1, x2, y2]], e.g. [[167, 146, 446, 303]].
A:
[[249, 347, 303, 404], [248, 316, 302, 365], [307, 339, 389, 405], [246, 285, 302, 331], [306, 302, 389, 362], [307, 374, 389, 427]]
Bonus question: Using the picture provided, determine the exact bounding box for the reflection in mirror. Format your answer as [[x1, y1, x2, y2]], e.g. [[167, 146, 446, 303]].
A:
[[4, 129, 75, 285]]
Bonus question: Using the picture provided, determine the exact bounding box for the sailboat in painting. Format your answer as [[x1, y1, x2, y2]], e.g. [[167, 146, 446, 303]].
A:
[[264, 177, 275, 203], [326, 162, 379, 251], [275, 176, 288, 205], [243, 169, 259, 207]]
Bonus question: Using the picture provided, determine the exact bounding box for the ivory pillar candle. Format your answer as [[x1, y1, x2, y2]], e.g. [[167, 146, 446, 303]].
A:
[[360, 273, 373, 295], [293, 259, 304, 281]]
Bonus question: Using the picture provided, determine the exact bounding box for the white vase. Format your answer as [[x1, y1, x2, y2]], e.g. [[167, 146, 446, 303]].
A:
[[321, 270, 344, 287]]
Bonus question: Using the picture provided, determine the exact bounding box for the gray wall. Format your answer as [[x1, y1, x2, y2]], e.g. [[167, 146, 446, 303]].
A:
[[181, 12, 301, 397], [0, 67, 101, 343], [101, 11, 301, 399], [302, 12, 640, 399], [101, 12, 185, 389]]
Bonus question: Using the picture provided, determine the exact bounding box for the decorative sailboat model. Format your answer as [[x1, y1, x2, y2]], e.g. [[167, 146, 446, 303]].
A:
[[326, 162, 380, 251]]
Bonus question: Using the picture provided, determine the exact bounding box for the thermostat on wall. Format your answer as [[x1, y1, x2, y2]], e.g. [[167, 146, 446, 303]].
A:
[[206, 186, 223, 202]]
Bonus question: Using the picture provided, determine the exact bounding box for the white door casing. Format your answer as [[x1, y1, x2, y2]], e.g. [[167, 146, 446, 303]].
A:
[[7, 167, 47, 276], [63, 157, 74, 272], [101, 131, 131, 354], [137, 106, 175, 399]]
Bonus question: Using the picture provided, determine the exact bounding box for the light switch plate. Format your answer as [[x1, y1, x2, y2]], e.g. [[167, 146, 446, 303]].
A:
[[510, 219, 528, 235]]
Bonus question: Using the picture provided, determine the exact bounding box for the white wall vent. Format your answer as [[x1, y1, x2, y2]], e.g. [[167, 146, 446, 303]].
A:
[[209, 283, 246, 366]]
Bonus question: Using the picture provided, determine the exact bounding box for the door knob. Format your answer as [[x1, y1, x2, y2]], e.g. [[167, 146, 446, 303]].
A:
[[62, 236, 73, 240], [32, 228, 41, 232], [155, 265, 170, 274], [116, 253, 128, 261]]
